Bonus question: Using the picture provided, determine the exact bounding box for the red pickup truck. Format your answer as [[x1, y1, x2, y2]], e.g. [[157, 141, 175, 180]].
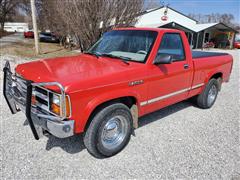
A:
[[3, 28, 233, 158]]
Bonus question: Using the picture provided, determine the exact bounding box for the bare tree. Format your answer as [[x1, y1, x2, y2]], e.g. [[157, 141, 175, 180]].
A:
[[0, 0, 22, 32], [219, 13, 234, 25], [30, 0, 144, 51]]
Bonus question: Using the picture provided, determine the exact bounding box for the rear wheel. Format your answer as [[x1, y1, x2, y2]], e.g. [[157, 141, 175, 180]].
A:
[[84, 103, 133, 158], [195, 78, 220, 109]]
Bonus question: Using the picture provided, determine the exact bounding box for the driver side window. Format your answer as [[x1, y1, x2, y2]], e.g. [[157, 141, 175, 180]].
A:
[[158, 33, 185, 62]]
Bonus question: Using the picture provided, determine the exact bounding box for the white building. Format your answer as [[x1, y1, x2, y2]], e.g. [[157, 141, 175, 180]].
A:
[[3, 22, 29, 32], [136, 7, 237, 49]]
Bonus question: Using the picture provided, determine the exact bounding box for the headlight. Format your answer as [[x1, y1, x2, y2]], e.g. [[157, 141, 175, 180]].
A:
[[50, 94, 61, 116], [50, 93, 71, 118], [52, 94, 60, 106]]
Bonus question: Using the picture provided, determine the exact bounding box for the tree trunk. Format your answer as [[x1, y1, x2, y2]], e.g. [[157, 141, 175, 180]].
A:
[[1, 22, 5, 33]]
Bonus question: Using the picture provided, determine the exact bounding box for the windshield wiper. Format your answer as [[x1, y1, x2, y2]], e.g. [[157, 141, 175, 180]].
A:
[[83, 51, 100, 58], [100, 53, 131, 65]]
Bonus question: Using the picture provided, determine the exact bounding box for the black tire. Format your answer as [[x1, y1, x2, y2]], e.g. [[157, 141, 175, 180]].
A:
[[196, 78, 220, 109], [84, 103, 133, 158]]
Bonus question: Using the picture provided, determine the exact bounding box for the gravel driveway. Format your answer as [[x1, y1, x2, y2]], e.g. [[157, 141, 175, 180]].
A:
[[0, 50, 239, 179]]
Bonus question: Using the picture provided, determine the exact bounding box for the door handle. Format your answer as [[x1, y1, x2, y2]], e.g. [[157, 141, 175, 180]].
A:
[[184, 64, 189, 69]]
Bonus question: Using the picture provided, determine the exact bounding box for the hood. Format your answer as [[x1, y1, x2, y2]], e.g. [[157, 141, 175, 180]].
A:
[[15, 54, 143, 92]]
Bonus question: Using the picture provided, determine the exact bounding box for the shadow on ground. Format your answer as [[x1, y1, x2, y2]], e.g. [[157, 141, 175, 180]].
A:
[[23, 100, 195, 154], [138, 100, 193, 127], [45, 134, 85, 154], [23, 120, 85, 154]]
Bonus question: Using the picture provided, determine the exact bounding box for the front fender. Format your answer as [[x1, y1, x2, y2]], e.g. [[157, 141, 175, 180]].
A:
[[75, 89, 141, 133]]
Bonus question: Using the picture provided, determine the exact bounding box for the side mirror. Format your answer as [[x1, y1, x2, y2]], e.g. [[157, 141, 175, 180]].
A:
[[154, 54, 173, 64]]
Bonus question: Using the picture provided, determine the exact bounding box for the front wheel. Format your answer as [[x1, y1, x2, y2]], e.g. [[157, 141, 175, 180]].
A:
[[195, 78, 220, 109], [84, 103, 133, 158]]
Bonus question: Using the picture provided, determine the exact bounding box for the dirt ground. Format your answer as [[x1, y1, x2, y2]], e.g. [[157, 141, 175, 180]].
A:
[[0, 33, 79, 59], [0, 31, 14, 38]]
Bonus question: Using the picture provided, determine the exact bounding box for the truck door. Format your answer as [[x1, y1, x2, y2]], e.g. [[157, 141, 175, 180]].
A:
[[144, 32, 193, 113]]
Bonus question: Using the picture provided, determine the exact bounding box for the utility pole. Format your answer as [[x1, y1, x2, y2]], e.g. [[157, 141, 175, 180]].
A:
[[30, 0, 39, 54]]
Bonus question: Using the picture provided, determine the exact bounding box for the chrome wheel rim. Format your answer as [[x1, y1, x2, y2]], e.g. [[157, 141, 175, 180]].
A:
[[207, 84, 217, 106], [101, 115, 128, 150]]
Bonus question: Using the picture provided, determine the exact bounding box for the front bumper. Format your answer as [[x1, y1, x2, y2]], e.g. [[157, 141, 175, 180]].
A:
[[3, 61, 74, 139], [31, 113, 74, 138]]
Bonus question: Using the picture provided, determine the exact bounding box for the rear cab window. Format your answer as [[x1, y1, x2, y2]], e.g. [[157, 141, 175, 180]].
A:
[[158, 33, 185, 62]]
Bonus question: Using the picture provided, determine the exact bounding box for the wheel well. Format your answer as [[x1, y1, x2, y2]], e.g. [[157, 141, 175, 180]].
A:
[[210, 72, 223, 80], [210, 72, 223, 90], [84, 96, 137, 131]]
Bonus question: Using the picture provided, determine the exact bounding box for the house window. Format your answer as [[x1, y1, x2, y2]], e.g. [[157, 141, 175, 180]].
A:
[[204, 33, 210, 43]]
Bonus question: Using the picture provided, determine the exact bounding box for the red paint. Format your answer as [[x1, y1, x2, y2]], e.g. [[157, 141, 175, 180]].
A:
[[24, 31, 34, 38], [161, 15, 168, 21], [234, 41, 240, 49], [15, 28, 233, 134]]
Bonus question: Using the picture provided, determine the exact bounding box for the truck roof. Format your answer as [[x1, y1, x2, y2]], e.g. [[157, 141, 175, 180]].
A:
[[113, 27, 182, 33]]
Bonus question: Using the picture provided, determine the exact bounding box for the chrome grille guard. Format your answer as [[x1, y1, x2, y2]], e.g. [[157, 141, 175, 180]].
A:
[[3, 61, 69, 140]]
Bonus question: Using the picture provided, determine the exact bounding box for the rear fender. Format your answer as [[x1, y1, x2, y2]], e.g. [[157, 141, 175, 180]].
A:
[[205, 70, 223, 84]]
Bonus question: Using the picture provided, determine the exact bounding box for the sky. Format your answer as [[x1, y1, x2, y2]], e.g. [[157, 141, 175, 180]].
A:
[[153, 0, 240, 23]]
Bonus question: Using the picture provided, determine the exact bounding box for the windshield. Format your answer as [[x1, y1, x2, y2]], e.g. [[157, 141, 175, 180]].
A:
[[88, 30, 158, 63]]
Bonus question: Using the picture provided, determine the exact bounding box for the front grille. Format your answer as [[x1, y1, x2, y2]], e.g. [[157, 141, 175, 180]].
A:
[[33, 86, 51, 112], [35, 86, 48, 95], [35, 96, 48, 106], [9, 74, 63, 118], [12, 75, 52, 115]]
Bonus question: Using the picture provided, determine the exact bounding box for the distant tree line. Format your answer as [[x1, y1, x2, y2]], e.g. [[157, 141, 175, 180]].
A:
[[188, 13, 237, 28]]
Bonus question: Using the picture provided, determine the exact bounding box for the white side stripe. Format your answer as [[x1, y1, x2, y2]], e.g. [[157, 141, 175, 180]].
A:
[[191, 83, 204, 89], [148, 87, 191, 104], [140, 101, 148, 106], [140, 83, 204, 106]]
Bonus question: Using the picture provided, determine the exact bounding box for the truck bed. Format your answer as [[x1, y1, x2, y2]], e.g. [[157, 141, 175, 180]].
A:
[[191, 50, 233, 87], [192, 51, 228, 59]]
